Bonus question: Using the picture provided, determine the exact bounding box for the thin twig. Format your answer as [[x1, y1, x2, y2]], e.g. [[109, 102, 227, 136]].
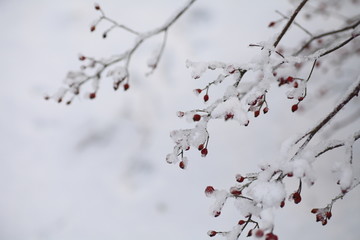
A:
[[315, 131, 360, 158], [295, 19, 360, 56], [319, 34, 359, 58], [273, 0, 309, 48], [275, 10, 313, 37], [292, 76, 360, 159], [56, 0, 198, 103]]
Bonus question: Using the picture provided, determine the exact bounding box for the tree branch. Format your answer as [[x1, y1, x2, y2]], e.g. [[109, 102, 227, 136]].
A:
[[273, 0, 309, 48], [293, 76, 360, 159], [49, 0, 198, 103], [295, 18, 360, 56], [315, 131, 360, 158]]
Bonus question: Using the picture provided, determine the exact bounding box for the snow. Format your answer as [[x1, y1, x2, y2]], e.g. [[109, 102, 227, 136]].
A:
[[208, 189, 228, 217], [211, 97, 248, 125], [0, 0, 359, 240], [246, 181, 286, 208], [332, 162, 354, 191]]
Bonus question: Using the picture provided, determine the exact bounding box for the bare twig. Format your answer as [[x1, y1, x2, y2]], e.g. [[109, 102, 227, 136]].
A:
[[293, 76, 360, 159], [273, 0, 309, 48], [319, 34, 359, 58], [275, 10, 313, 37], [315, 131, 360, 158], [51, 0, 198, 103], [295, 18, 360, 56]]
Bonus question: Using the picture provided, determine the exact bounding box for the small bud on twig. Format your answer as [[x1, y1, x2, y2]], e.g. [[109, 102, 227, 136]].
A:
[[94, 3, 101, 10]]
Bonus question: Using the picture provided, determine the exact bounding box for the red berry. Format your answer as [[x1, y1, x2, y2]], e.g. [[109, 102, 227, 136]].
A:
[[254, 110, 260, 117], [263, 107, 269, 114], [311, 208, 319, 214], [236, 175, 245, 183], [287, 172, 293, 177], [193, 114, 201, 121], [203, 94, 209, 102], [326, 211, 332, 219], [198, 144, 204, 151], [89, 92, 96, 99], [268, 21, 276, 27], [90, 25, 96, 32], [79, 55, 86, 61], [293, 82, 299, 88], [201, 148, 208, 157], [194, 88, 202, 94], [293, 192, 302, 204], [225, 113, 234, 121], [205, 186, 215, 196], [249, 99, 257, 106], [316, 213, 324, 222], [123, 83, 130, 91], [230, 187, 242, 196], [44, 95, 50, 100], [247, 230, 253, 237], [265, 233, 278, 240], [94, 3, 101, 10], [177, 111, 185, 117], [208, 231, 217, 237], [298, 96, 304, 101], [238, 220, 246, 225], [179, 161, 185, 169], [227, 65, 236, 74], [287, 76, 294, 82], [280, 200, 285, 208], [255, 229, 264, 238], [214, 211, 221, 217], [322, 219, 328, 226], [291, 104, 298, 112]]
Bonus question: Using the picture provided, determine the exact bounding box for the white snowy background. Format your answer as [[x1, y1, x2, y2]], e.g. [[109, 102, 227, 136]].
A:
[[0, 0, 359, 240]]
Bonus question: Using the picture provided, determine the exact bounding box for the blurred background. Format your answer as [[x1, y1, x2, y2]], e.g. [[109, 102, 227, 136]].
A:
[[0, 0, 359, 239]]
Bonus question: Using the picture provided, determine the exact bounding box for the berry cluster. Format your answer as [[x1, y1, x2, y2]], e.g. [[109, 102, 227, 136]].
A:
[[194, 88, 210, 102], [247, 94, 269, 117], [275, 75, 307, 112], [311, 207, 332, 226]]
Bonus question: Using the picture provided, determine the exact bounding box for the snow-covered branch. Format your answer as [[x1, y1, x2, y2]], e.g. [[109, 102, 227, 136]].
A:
[[46, 0, 197, 104], [50, 0, 359, 239], [293, 76, 360, 158], [166, 1, 359, 239]]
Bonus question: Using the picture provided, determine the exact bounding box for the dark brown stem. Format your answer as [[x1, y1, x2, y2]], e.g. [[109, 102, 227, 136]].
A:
[[293, 78, 360, 159], [273, 0, 309, 48], [58, 0, 197, 103], [306, 60, 317, 82], [295, 19, 360, 56], [275, 10, 313, 37], [319, 34, 359, 58], [315, 131, 360, 158]]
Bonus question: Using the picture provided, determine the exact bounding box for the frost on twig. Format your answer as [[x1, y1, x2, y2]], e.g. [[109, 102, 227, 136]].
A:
[[49, 0, 359, 239], [166, 0, 360, 239], [47, 0, 198, 104]]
